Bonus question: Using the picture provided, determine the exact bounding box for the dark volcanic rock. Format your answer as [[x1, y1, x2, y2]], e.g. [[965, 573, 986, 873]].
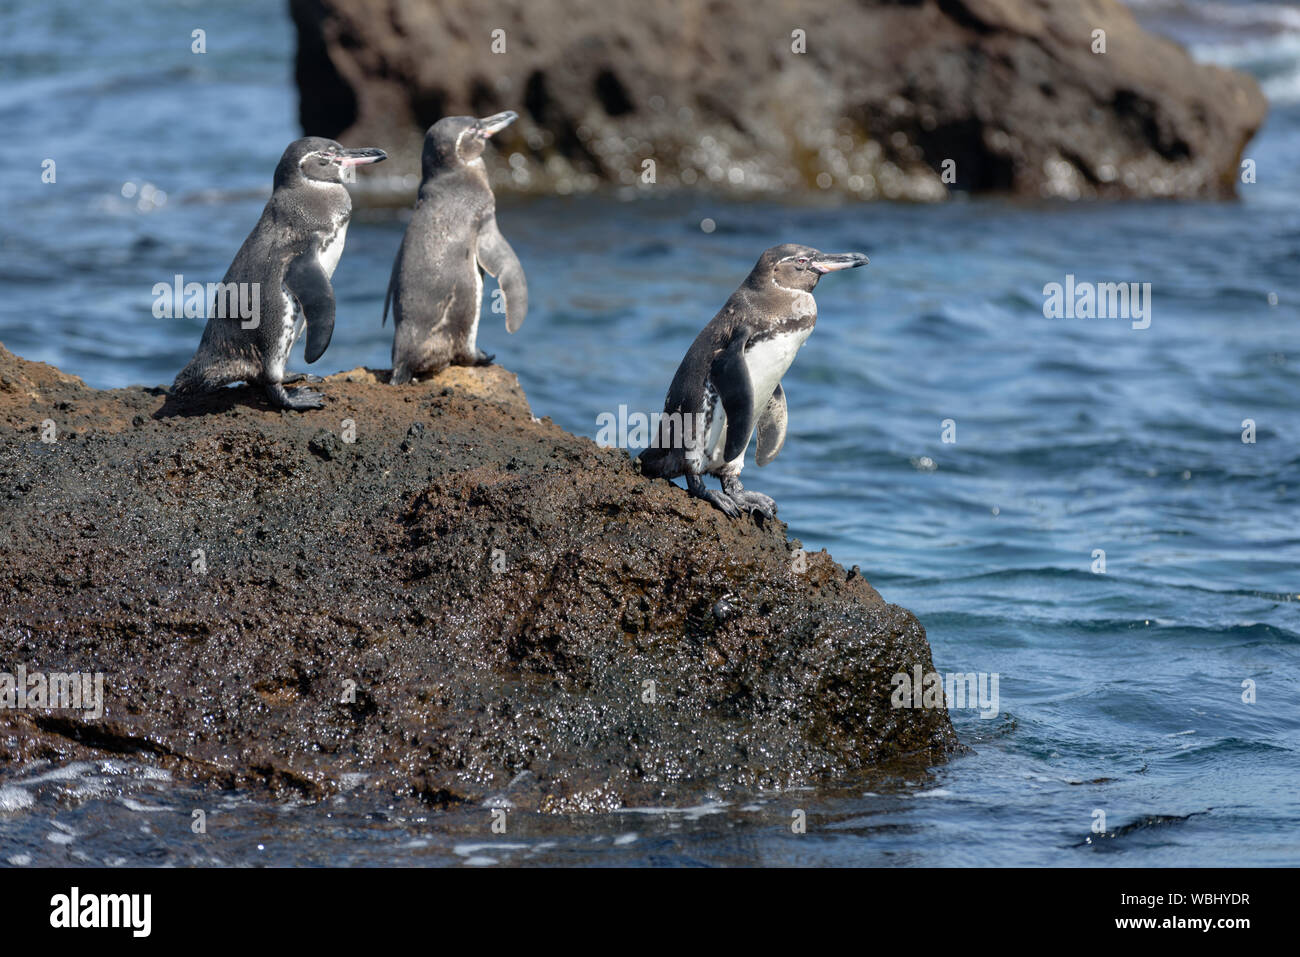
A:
[[289, 0, 1265, 201], [0, 345, 957, 810]]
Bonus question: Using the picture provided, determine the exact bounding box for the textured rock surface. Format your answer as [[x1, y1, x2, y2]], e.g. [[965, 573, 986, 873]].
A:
[[0, 345, 957, 810], [289, 0, 1265, 201]]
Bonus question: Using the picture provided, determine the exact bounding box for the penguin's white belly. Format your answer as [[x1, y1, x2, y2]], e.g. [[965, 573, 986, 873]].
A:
[[463, 260, 484, 353], [319, 221, 348, 279], [266, 222, 346, 380], [744, 328, 809, 412], [701, 384, 727, 470], [703, 327, 811, 471], [265, 289, 300, 380]]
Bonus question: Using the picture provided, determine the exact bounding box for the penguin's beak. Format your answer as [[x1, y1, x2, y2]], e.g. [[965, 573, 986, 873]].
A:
[[811, 252, 869, 274], [338, 147, 387, 167], [476, 111, 518, 138]]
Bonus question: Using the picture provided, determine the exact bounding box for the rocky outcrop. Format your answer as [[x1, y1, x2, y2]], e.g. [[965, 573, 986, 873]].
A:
[[0, 345, 957, 810], [289, 0, 1265, 201]]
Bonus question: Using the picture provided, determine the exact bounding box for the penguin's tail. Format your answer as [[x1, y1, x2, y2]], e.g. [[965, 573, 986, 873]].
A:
[[635, 446, 662, 476], [636, 410, 694, 478], [636, 444, 680, 479], [170, 354, 256, 396], [170, 361, 203, 395]]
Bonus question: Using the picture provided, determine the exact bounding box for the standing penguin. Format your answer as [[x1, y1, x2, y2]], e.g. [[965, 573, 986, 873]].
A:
[[639, 244, 868, 518], [384, 111, 527, 384], [172, 137, 386, 410]]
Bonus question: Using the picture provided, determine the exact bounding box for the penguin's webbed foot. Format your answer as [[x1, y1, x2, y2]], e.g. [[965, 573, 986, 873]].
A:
[[686, 473, 741, 518], [721, 476, 777, 519], [283, 372, 324, 384], [467, 349, 495, 366], [266, 382, 325, 411]]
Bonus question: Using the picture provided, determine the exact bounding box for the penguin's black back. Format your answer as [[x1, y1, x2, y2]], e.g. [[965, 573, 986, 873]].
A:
[[173, 177, 351, 390], [388, 165, 495, 323]]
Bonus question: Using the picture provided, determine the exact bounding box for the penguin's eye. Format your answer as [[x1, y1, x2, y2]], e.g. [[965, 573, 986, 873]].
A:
[[796, 257, 809, 266]]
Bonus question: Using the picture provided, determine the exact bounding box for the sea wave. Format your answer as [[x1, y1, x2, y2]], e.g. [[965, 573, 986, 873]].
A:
[[1131, 0, 1300, 102]]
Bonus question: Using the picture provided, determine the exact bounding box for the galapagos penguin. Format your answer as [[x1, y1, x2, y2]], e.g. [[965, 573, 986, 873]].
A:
[[638, 243, 868, 517], [384, 111, 527, 384], [172, 137, 386, 410]]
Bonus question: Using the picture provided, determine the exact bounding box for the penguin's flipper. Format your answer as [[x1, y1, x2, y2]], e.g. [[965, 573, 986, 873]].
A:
[[711, 327, 755, 463], [755, 383, 788, 467], [382, 238, 402, 328], [285, 254, 336, 364], [475, 217, 528, 333]]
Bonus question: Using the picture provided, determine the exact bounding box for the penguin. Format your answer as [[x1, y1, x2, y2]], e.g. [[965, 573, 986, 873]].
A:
[[171, 137, 386, 410], [638, 243, 868, 518], [384, 111, 527, 384]]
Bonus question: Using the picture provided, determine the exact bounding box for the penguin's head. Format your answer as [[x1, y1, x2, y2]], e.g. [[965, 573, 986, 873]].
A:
[[422, 111, 518, 174], [760, 243, 870, 293], [275, 137, 387, 188]]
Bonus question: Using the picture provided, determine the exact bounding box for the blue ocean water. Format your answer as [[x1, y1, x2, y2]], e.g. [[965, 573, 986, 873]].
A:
[[0, 0, 1297, 866]]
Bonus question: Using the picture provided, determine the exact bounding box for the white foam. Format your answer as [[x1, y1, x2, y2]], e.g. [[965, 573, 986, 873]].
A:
[[20, 763, 90, 786], [120, 797, 173, 813], [453, 842, 529, 856], [1262, 69, 1300, 105], [615, 801, 730, 820], [0, 786, 33, 813]]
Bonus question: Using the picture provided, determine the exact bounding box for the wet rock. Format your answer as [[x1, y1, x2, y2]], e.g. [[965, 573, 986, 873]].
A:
[[0, 343, 957, 808], [401, 421, 424, 452], [711, 593, 740, 623], [289, 0, 1265, 200], [308, 429, 341, 460]]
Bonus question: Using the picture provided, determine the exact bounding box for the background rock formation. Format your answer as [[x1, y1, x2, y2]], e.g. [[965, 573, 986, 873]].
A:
[[289, 0, 1266, 200], [0, 346, 958, 809]]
